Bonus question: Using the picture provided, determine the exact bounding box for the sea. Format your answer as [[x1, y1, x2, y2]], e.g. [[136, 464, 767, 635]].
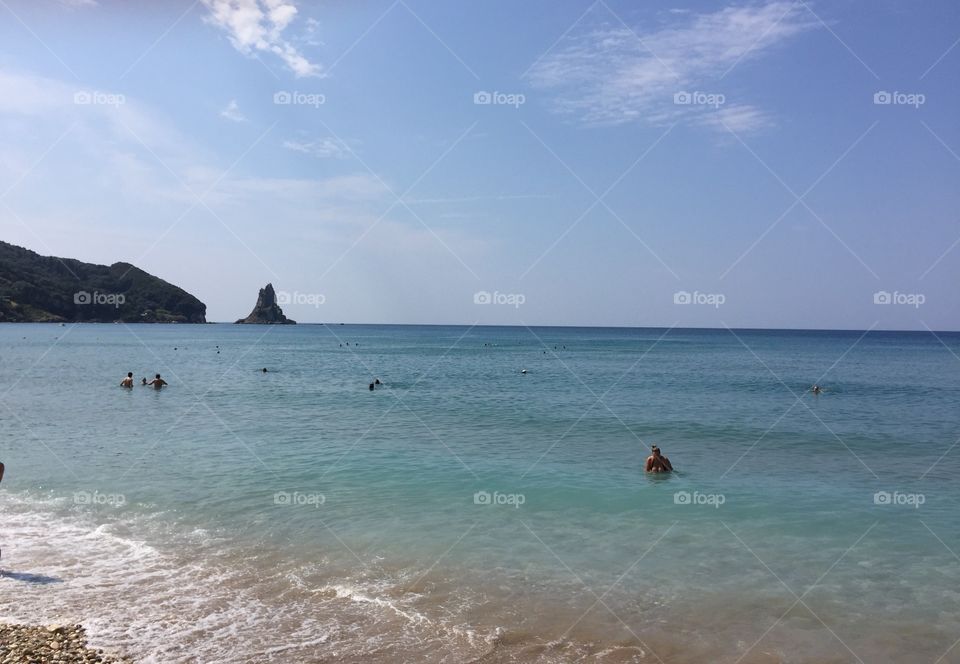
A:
[[1, 323, 959, 663]]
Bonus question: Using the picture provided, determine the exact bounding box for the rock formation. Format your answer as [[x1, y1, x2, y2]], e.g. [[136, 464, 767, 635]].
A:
[[235, 283, 296, 324]]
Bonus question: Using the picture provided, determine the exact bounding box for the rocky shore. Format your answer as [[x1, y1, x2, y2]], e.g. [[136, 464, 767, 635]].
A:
[[0, 624, 130, 664]]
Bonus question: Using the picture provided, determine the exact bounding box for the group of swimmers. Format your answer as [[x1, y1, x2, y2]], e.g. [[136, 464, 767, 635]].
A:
[[120, 372, 168, 389]]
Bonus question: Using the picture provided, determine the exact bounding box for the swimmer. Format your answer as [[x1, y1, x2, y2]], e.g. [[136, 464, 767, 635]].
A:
[[120, 372, 134, 388], [645, 445, 673, 473], [811, 385, 823, 395], [262, 368, 268, 373], [141, 377, 148, 386], [369, 382, 375, 391], [374, 378, 381, 385], [147, 374, 168, 389]]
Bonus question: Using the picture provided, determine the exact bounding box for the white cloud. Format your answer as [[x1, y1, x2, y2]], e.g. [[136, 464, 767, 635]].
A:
[[526, 1, 816, 132], [219, 99, 246, 122], [58, 0, 98, 8], [282, 137, 347, 159], [201, 0, 321, 78]]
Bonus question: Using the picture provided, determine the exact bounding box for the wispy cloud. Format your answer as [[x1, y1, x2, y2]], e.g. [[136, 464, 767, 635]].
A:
[[526, 1, 816, 131], [58, 0, 98, 8], [219, 99, 246, 122], [282, 137, 347, 159], [201, 0, 321, 78]]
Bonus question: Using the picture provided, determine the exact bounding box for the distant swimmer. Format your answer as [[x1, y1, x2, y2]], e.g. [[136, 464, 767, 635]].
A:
[[369, 382, 375, 391], [810, 385, 823, 395], [374, 378, 381, 385], [645, 445, 673, 473], [120, 372, 134, 388], [521, 369, 528, 374], [147, 374, 168, 389], [262, 368, 268, 373], [141, 377, 148, 386]]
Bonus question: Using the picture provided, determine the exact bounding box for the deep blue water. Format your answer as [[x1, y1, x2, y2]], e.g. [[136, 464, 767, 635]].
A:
[[1, 324, 959, 663]]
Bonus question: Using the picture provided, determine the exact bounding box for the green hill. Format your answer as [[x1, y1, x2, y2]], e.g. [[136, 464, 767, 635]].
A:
[[0, 241, 206, 323]]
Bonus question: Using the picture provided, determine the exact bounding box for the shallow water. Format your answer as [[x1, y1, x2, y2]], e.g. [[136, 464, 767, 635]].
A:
[[1, 324, 959, 662]]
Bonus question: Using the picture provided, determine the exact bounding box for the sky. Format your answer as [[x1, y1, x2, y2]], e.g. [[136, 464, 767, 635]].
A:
[[0, 0, 957, 329]]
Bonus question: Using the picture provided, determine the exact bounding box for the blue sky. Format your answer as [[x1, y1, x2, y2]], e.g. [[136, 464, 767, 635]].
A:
[[0, 0, 957, 328]]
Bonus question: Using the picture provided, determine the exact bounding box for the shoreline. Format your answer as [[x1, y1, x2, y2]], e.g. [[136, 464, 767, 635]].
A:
[[0, 623, 130, 663]]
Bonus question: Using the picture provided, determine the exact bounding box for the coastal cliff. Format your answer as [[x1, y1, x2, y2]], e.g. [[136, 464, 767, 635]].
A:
[[0, 241, 206, 323]]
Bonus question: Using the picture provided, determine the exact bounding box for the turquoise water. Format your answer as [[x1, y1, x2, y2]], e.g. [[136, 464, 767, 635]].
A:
[[1, 324, 959, 663]]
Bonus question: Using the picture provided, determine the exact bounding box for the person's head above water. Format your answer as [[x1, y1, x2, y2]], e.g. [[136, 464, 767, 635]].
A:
[[155, 373, 161, 379], [127, 372, 133, 378], [651, 445, 662, 456]]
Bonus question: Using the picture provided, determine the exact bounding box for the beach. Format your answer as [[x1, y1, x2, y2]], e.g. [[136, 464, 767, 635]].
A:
[[1, 324, 959, 662]]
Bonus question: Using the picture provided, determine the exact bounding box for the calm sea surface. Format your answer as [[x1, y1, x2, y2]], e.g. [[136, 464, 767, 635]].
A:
[[1, 324, 959, 663]]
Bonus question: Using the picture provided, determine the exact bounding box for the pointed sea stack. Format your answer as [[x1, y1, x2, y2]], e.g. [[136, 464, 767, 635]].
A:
[[235, 283, 296, 324]]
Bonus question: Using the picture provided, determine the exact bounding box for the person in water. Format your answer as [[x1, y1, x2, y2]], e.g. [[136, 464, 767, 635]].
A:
[[147, 374, 168, 389], [811, 384, 823, 395], [120, 372, 134, 388], [141, 377, 148, 386], [645, 445, 673, 473]]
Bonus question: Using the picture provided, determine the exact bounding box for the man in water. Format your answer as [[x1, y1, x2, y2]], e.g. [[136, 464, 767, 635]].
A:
[[645, 445, 674, 473], [120, 372, 134, 388], [811, 385, 823, 395], [147, 374, 168, 389]]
